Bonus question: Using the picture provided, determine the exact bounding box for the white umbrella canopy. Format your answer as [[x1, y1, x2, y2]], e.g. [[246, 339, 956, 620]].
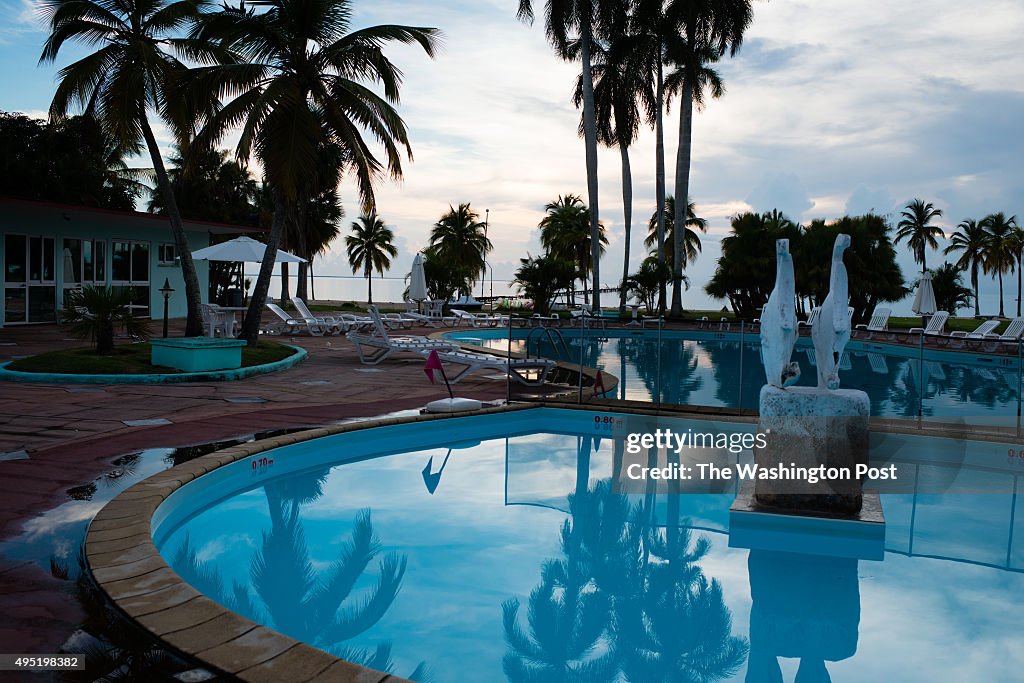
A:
[[409, 253, 428, 302], [191, 236, 305, 263], [912, 271, 937, 315]]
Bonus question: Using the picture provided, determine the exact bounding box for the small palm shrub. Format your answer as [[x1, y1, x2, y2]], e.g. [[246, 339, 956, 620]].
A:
[[62, 286, 150, 355]]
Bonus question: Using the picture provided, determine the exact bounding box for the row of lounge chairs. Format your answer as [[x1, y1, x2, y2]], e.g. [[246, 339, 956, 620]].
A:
[[849, 306, 1024, 350]]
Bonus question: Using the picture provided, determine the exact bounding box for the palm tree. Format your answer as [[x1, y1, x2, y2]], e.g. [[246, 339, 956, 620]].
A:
[[645, 196, 707, 272], [573, 27, 654, 313], [981, 212, 1019, 318], [189, 0, 439, 343], [518, 0, 619, 310], [1011, 226, 1024, 318], [345, 212, 397, 304], [539, 194, 608, 306], [61, 286, 151, 355], [944, 218, 989, 316], [665, 0, 753, 316], [429, 203, 491, 298], [40, 0, 220, 337], [895, 199, 945, 273]]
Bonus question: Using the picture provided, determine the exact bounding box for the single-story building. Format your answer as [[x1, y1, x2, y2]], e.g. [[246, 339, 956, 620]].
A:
[[0, 197, 259, 327]]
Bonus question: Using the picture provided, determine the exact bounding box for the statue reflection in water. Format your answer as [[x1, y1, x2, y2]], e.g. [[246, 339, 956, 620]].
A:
[[746, 550, 860, 683]]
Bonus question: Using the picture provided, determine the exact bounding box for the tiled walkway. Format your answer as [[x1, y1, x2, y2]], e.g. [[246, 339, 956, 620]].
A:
[[0, 317, 511, 658]]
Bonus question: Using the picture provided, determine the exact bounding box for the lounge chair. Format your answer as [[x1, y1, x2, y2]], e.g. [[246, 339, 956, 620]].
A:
[[347, 305, 457, 364], [201, 303, 237, 338], [854, 306, 891, 339], [909, 311, 949, 336], [867, 353, 889, 374], [450, 308, 504, 327], [291, 297, 358, 332], [798, 307, 821, 329], [947, 319, 1000, 348], [980, 317, 1024, 352], [265, 302, 335, 336], [380, 311, 417, 329], [421, 349, 556, 386], [404, 310, 459, 328]]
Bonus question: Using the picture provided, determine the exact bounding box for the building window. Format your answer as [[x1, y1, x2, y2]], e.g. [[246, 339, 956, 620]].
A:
[[111, 239, 150, 317], [158, 243, 177, 266]]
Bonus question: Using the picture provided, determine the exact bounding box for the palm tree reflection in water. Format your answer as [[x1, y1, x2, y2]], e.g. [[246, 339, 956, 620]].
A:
[[502, 479, 747, 682], [171, 468, 429, 680]]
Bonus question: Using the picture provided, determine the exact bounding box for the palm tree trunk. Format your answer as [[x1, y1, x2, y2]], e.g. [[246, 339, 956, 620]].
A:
[[280, 262, 290, 304], [139, 113, 203, 337], [366, 265, 373, 304], [1017, 254, 1022, 318], [241, 188, 286, 345], [670, 80, 694, 317], [999, 270, 1005, 318], [972, 264, 979, 316], [579, 20, 601, 311], [655, 53, 667, 314], [619, 141, 633, 313]]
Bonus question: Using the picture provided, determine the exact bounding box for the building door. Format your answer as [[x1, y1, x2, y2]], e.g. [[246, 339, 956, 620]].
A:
[[111, 239, 150, 317], [4, 234, 56, 324], [62, 238, 107, 300]]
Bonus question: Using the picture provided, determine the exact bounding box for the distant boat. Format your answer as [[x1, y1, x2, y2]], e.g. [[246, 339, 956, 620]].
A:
[[449, 295, 482, 310]]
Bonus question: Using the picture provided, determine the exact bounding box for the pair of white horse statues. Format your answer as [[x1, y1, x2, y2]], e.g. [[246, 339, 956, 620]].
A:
[[760, 234, 851, 391]]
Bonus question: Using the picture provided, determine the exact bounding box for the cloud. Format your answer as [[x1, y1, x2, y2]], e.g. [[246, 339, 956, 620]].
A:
[[745, 172, 816, 219]]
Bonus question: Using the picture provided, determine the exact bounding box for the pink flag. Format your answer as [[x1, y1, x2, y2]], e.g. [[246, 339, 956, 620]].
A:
[[424, 349, 443, 384], [594, 370, 605, 394]]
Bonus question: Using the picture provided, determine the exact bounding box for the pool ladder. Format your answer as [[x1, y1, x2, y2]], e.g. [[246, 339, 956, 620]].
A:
[[525, 326, 571, 360]]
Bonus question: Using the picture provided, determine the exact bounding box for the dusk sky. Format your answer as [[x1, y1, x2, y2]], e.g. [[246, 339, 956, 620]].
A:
[[1, 0, 1022, 313]]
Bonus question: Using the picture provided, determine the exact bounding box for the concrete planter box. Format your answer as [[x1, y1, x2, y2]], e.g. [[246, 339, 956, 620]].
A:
[[150, 337, 247, 372]]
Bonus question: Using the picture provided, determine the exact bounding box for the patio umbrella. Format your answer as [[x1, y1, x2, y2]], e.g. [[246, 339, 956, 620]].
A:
[[191, 236, 305, 263], [912, 270, 937, 329], [409, 253, 428, 312]]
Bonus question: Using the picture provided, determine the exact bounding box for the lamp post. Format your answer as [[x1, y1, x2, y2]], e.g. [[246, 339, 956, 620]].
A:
[[159, 278, 175, 338]]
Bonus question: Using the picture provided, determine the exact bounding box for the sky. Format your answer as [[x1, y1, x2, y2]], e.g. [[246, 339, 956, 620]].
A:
[[1, 0, 1022, 314]]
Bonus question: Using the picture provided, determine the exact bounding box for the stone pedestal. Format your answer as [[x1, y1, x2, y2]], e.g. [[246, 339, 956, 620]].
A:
[[755, 385, 870, 515]]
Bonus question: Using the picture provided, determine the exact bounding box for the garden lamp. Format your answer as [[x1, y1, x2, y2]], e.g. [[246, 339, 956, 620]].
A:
[[159, 278, 175, 338]]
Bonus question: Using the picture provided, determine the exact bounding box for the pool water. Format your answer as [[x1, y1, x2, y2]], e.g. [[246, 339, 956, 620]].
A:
[[450, 329, 1023, 421], [155, 409, 1024, 682]]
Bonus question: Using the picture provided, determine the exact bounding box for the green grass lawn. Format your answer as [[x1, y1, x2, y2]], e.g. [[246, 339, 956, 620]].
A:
[[7, 340, 295, 375]]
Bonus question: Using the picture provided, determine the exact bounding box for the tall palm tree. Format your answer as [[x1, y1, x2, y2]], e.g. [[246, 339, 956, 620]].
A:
[[40, 0, 221, 337], [539, 194, 608, 305], [944, 218, 989, 316], [345, 212, 396, 304], [632, 0, 671, 313], [573, 27, 654, 313], [665, 0, 753, 316], [645, 196, 707, 271], [429, 203, 491, 298], [518, 0, 618, 310], [895, 198, 945, 274], [1011, 226, 1024, 318], [189, 0, 439, 343], [981, 212, 1019, 318]]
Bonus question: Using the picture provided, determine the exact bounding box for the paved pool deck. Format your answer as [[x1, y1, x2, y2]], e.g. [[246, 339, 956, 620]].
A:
[[0, 316, 514, 660]]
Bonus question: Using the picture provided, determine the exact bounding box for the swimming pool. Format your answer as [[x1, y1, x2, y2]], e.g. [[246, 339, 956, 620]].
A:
[[152, 408, 1024, 682], [446, 328, 1023, 421]]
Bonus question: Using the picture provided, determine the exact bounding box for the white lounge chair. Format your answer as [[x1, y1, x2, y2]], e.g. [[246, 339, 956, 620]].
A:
[[909, 311, 949, 336], [799, 307, 821, 329], [948, 319, 1000, 348], [854, 306, 891, 339], [201, 303, 237, 338], [291, 297, 355, 332], [980, 317, 1024, 352], [421, 349, 555, 386], [347, 305, 457, 364], [265, 302, 334, 336], [404, 310, 459, 328], [451, 308, 504, 328]]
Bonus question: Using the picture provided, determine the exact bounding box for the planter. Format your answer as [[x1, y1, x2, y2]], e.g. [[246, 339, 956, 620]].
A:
[[150, 337, 247, 372]]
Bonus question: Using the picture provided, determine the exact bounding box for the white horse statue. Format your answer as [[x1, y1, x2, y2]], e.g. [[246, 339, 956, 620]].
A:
[[812, 234, 852, 390], [760, 239, 800, 388]]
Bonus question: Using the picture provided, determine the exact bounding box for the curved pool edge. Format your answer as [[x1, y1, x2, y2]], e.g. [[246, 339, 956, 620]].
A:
[[84, 401, 1018, 682], [85, 402, 537, 683], [0, 344, 307, 385]]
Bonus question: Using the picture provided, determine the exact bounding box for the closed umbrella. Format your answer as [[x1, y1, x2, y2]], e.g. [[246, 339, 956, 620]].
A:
[[912, 270, 937, 331], [191, 235, 305, 263], [409, 253, 428, 312]]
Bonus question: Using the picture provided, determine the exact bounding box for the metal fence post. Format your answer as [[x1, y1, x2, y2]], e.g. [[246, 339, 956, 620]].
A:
[[738, 320, 745, 412], [918, 330, 925, 426], [656, 317, 663, 406]]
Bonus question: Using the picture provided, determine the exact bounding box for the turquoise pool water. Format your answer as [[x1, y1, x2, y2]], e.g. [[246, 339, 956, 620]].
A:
[[447, 329, 1023, 421], [154, 409, 1024, 682]]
